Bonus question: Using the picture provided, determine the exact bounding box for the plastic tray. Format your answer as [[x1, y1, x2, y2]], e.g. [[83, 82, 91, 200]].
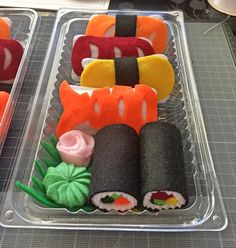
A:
[[0, 8, 39, 153], [0, 9, 227, 232]]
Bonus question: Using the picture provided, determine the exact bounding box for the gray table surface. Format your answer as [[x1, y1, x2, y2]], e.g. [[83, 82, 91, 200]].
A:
[[0, 14, 236, 247]]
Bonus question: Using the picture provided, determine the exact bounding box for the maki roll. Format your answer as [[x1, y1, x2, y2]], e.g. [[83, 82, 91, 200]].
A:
[[140, 122, 188, 210], [90, 124, 140, 211]]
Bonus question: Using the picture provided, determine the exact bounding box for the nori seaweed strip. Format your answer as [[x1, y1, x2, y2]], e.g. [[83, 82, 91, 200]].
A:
[[139, 122, 188, 205], [114, 57, 139, 87], [89, 124, 140, 201], [115, 15, 137, 37]]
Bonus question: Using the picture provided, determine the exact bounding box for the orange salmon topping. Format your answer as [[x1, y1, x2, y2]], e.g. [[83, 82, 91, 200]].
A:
[[56, 81, 157, 138], [0, 18, 11, 39], [85, 15, 167, 53]]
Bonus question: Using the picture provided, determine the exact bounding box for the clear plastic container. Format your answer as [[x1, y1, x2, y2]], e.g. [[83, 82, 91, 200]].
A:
[[0, 9, 228, 232], [0, 8, 39, 153]]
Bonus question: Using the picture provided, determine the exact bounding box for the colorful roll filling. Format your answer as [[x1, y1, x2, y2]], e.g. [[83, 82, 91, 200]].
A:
[[93, 192, 136, 212], [89, 124, 140, 211], [139, 122, 188, 210], [144, 191, 185, 209]]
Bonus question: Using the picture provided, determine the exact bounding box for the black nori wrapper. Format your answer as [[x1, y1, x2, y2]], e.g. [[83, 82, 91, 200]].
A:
[[140, 121, 188, 204], [115, 15, 137, 37], [89, 124, 140, 201], [114, 57, 139, 87]]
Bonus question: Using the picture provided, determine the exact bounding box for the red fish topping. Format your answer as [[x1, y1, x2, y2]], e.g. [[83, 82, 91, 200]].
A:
[[0, 39, 23, 82], [72, 35, 154, 77], [151, 192, 173, 201]]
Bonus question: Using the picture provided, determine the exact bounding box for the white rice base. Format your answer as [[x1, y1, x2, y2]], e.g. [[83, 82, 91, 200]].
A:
[[143, 190, 186, 210], [71, 68, 80, 82], [92, 191, 137, 211]]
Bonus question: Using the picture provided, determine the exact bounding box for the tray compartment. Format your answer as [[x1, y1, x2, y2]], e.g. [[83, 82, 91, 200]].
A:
[[0, 8, 39, 153], [35, 17, 196, 214]]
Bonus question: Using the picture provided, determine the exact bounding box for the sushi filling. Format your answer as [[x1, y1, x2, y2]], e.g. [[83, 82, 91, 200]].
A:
[[101, 193, 130, 205], [143, 190, 186, 210], [151, 191, 177, 206], [92, 192, 137, 211]]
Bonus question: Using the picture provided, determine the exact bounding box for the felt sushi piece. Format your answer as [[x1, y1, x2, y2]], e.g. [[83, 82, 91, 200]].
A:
[[85, 14, 168, 54], [139, 122, 188, 210], [0, 17, 11, 39], [56, 81, 157, 138], [80, 54, 174, 102], [0, 91, 9, 122], [0, 39, 24, 84], [43, 163, 91, 208], [56, 130, 94, 166], [71, 35, 154, 80], [89, 124, 140, 211]]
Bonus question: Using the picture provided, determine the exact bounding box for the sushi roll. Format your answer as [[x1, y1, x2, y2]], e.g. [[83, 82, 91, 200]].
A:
[[140, 122, 188, 210], [89, 124, 140, 211]]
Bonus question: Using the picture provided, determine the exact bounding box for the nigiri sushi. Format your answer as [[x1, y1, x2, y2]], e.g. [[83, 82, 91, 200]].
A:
[[56, 81, 157, 138], [85, 14, 168, 54], [80, 54, 175, 102], [71, 35, 154, 80]]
